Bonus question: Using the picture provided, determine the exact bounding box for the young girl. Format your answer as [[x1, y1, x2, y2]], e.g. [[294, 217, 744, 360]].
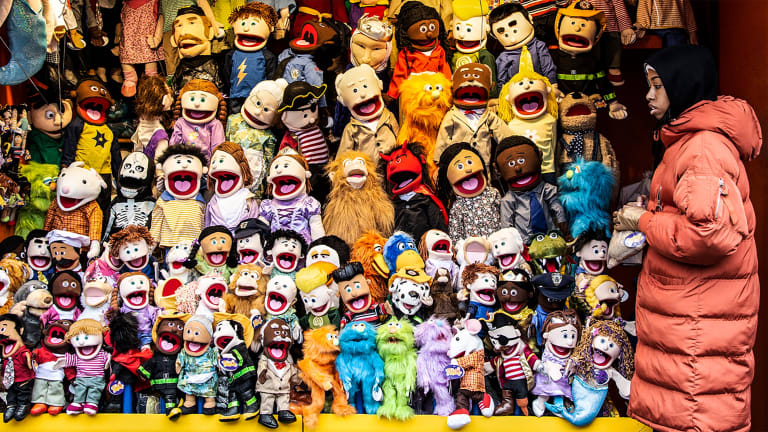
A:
[[170, 79, 227, 161]]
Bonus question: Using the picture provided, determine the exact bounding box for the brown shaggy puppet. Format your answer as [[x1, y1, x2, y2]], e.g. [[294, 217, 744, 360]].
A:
[[222, 264, 268, 317], [323, 151, 394, 247], [0, 254, 32, 315]]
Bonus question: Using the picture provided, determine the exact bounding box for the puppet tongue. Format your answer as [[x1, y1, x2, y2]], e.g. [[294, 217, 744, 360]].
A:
[[358, 101, 376, 114], [478, 291, 493, 302], [160, 339, 175, 351], [500, 255, 516, 267], [32, 257, 49, 267], [269, 346, 285, 359], [187, 342, 202, 352], [503, 302, 522, 313], [174, 179, 192, 193], [593, 350, 607, 365], [460, 176, 479, 191], [351, 297, 366, 310], [129, 257, 145, 267], [80, 345, 96, 356], [50, 336, 63, 344], [58, 296, 73, 307], [514, 175, 535, 186], [208, 252, 225, 265], [280, 183, 297, 195], [522, 101, 540, 112], [86, 109, 101, 121], [277, 256, 293, 269], [269, 297, 284, 311], [220, 178, 235, 192]]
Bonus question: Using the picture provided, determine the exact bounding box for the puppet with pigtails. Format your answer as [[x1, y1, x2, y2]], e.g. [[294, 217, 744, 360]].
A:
[[184, 226, 237, 280], [109, 272, 158, 348], [205, 141, 260, 232], [169, 79, 227, 160]]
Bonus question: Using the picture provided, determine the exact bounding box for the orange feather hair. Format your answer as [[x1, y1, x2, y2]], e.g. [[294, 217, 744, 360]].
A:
[[350, 230, 389, 304]]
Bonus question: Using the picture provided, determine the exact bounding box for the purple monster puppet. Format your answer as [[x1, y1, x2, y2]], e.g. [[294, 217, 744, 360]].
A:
[[413, 317, 455, 416]]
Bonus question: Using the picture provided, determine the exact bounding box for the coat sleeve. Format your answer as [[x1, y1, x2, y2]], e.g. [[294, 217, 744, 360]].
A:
[[535, 40, 558, 85], [61, 119, 82, 167], [638, 132, 749, 266]]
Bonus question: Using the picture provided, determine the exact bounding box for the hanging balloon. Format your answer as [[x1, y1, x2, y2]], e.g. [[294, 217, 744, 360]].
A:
[[0, 0, 47, 85]]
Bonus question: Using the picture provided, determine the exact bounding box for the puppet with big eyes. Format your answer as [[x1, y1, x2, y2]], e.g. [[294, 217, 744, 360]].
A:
[[495, 136, 569, 244], [205, 142, 259, 232], [458, 263, 499, 323], [233, 218, 270, 267], [379, 142, 448, 243], [297, 264, 340, 330], [103, 153, 156, 242], [45, 230, 88, 276], [169, 315, 218, 418], [79, 273, 113, 324], [24, 230, 53, 283], [334, 262, 390, 329], [497, 46, 559, 184], [260, 149, 324, 245], [450, 0, 497, 91], [531, 309, 581, 417], [110, 225, 157, 282], [495, 269, 534, 334], [137, 312, 189, 416], [158, 242, 195, 285], [110, 272, 158, 347], [169, 79, 227, 161], [150, 145, 208, 250], [254, 317, 300, 428], [264, 275, 303, 346], [225, 3, 278, 113], [571, 229, 608, 311], [387, 2, 451, 100], [264, 229, 307, 279], [30, 319, 74, 417], [388, 267, 433, 325], [170, 6, 225, 92], [133, 75, 174, 161], [0, 313, 34, 422], [437, 143, 501, 242], [212, 313, 258, 422], [222, 264, 267, 319], [488, 227, 531, 275], [27, 90, 73, 166], [553, 1, 627, 120], [530, 271, 573, 347], [336, 321, 385, 415], [434, 63, 511, 166], [39, 270, 81, 327], [185, 226, 237, 280]]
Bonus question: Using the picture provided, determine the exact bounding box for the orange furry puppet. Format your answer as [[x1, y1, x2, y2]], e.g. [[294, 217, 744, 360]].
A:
[[0, 254, 32, 314], [323, 151, 394, 247], [350, 230, 389, 304], [293, 326, 355, 428], [221, 264, 268, 317]]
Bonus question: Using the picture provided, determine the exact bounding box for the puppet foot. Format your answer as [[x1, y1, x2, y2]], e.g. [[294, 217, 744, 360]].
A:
[[278, 410, 296, 423], [259, 414, 278, 429], [447, 409, 471, 429], [494, 390, 515, 416], [3, 406, 16, 423], [66, 403, 83, 415], [14, 404, 30, 421], [83, 403, 98, 415], [532, 397, 546, 417], [331, 402, 355, 417], [218, 404, 240, 422], [30, 404, 48, 416], [478, 393, 495, 417], [66, 29, 86, 50], [48, 406, 64, 416]]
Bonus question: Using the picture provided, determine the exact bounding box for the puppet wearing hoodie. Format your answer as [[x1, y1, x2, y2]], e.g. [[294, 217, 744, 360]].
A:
[[205, 142, 260, 231], [103, 152, 156, 242]]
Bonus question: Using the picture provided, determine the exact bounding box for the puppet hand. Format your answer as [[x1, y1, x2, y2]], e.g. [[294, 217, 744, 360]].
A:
[[214, 24, 226, 39], [9, 301, 26, 316], [608, 102, 628, 120], [88, 27, 108, 47], [545, 362, 562, 381], [621, 28, 637, 45], [457, 290, 468, 302], [155, 172, 165, 192], [291, 323, 302, 341], [552, 84, 565, 102], [534, 361, 546, 375], [613, 205, 646, 231], [322, 380, 333, 391], [87, 240, 100, 259], [633, 24, 646, 39], [146, 35, 158, 49], [483, 361, 494, 375], [53, 358, 66, 370], [422, 294, 433, 307]]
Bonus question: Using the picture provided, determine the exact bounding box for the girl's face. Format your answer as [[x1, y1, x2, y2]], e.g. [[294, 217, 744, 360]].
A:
[[181, 90, 219, 124], [646, 68, 670, 121]]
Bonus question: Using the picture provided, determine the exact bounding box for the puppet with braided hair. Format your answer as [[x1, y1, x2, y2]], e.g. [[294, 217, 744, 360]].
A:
[[109, 225, 158, 282], [109, 272, 158, 347], [169, 79, 227, 161], [545, 320, 633, 426]]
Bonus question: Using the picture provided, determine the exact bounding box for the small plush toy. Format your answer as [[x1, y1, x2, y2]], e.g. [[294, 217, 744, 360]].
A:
[[334, 262, 390, 329], [109, 225, 158, 281], [46, 230, 88, 274], [324, 151, 395, 246], [111, 272, 158, 347], [151, 145, 208, 249], [607, 230, 645, 269], [336, 65, 399, 162], [296, 265, 341, 330], [169, 79, 227, 160], [169, 315, 219, 418], [212, 313, 258, 422], [584, 275, 627, 323], [53, 318, 110, 415], [264, 229, 307, 278], [27, 91, 73, 166], [454, 236, 495, 275], [557, 158, 614, 239], [380, 142, 448, 242], [387, 2, 451, 100], [449, 0, 496, 85], [103, 152, 156, 242], [336, 321, 385, 414], [78, 275, 113, 323], [233, 218, 271, 266], [23, 230, 53, 282], [225, 3, 278, 112], [497, 46, 559, 184], [15, 163, 59, 239], [419, 229, 459, 289], [531, 309, 582, 417], [545, 320, 633, 426], [39, 270, 82, 326], [446, 319, 494, 429], [436, 142, 501, 241], [30, 319, 74, 416], [530, 271, 573, 346], [428, 268, 460, 322], [413, 317, 455, 415], [169, 6, 225, 92], [388, 267, 432, 324], [350, 231, 389, 304], [294, 326, 356, 428], [138, 312, 188, 415], [488, 227, 531, 274], [43, 162, 107, 258], [0, 313, 34, 422], [553, 1, 627, 120], [458, 263, 499, 323], [376, 317, 417, 420], [222, 264, 267, 318], [132, 75, 173, 160], [495, 136, 569, 243], [255, 317, 299, 428], [159, 241, 195, 284], [263, 275, 302, 344], [260, 149, 325, 245]]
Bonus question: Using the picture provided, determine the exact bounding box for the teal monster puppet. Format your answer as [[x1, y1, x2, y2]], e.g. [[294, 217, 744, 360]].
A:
[[336, 321, 386, 414], [376, 317, 417, 421], [557, 158, 614, 239]]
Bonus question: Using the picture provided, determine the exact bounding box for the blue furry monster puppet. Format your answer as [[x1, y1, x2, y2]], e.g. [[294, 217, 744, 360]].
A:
[[336, 321, 386, 414], [557, 158, 614, 239], [15, 162, 59, 238], [376, 317, 417, 421], [376, 231, 424, 279]]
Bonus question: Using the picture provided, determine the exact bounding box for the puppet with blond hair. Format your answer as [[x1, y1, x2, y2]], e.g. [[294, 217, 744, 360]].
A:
[[205, 141, 260, 231], [169, 79, 227, 161], [498, 46, 559, 184]]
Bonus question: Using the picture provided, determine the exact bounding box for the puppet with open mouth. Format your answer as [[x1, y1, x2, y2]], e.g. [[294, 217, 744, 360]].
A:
[[445, 319, 494, 429], [113, 272, 158, 347], [460, 263, 499, 323], [375, 318, 418, 421], [334, 261, 389, 329], [24, 230, 53, 281], [419, 229, 459, 290], [233, 218, 270, 267], [495, 269, 534, 333], [488, 227, 532, 276], [388, 267, 433, 325], [255, 317, 299, 428], [170, 79, 227, 161], [450, 0, 497, 95], [221, 264, 267, 319], [264, 275, 302, 344], [530, 271, 574, 347], [104, 152, 156, 242], [185, 226, 237, 281], [40, 270, 82, 326], [0, 313, 34, 422], [79, 275, 113, 323], [264, 229, 307, 280], [531, 309, 581, 417], [205, 142, 259, 232], [169, 6, 225, 92], [169, 315, 218, 418], [571, 230, 609, 312], [192, 274, 229, 320], [212, 313, 258, 422], [297, 264, 341, 330], [30, 319, 73, 417], [56, 319, 110, 416], [138, 312, 188, 416], [110, 225, 158, 282]]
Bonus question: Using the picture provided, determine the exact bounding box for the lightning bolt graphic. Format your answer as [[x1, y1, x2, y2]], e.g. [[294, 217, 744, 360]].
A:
[[237, 58, 248, 86]]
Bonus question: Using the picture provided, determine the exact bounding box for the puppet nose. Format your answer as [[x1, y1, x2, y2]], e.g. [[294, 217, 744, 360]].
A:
[[431, 90, 440, 100], [61, 185, 70, 194]]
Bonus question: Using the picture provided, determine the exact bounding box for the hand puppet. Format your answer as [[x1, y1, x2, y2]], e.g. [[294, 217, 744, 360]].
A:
[[150, 145, 208, 249], [419, 229, 459, 290], [446, 319, 494, 429], [380, 142, 448, 242], [23, 229, 53, 282], [169, 6, 225, 92], [185, 226, 236, 280], [497, 45, 559, 183], [191, 274, 229, 320], [106, 312, 153, 404], [350, 230, 389, 304], [10, 282, 52, 346], [376, 317, 417, 420], [26, 91, 73, 166], [413, 317, 454, 415], [264, 275, 302, 344], [78, 274, 113, 323], [557, 158, 614, 239], [545, 320, 633, 426], [110, 272, 158, 347], [454, 236, 494, 280], [377, 231, 423, 279], [459, 263, 499, 322], [607, 230, 645, 269], [571, 229, 609, 313], [590, 0, 635, 86], [428, 267, 460, 322], [306, 235, 349, 269], [37, 267, 80, 327], [103, 152, 156, 242], [348, 0, 387, 26], [264, 229, 307, 278], [527, 230, 570, 275], [222, 264, 267, 319], [159, 241, 195, 284], [212, 313, 258, 422], [109, 225, 158, 281], [553, 1, 627, 120], [138, 312, 188, 415], [43, 162, 106, 258], [349, 14, 393, 82], [324, 151, 394, 246], [169, 79, 227, 161], [495, 269, 534, 333], [449, 0, 496, 85], [57, 318, 110, 415], [388, 267, 432, 324], [436, 142, 501, 241], [118, 0, 164, 97], [0, 0, 45, 86], [260, 149, 324, 245], [334, 262, 390, 329], [289, 0, 348, 45], [531, 309, 581, 416], [490, 2, 556, 90], [387, 2, 451, 100], [169, 315, 218, 418], [255, 317, 299, 428], [488, 227, 531, 275], [132, 75, 173, 160], [495, 136, 570, 243], [45, 230, 88, 274], [297, 265, 340, 330], [294, 326, 356, 428], [233, 218, 271, 266], [0, 313, 34, 422], [30, 319, 74, 416], [336, 321, 385, 414], [15, 162, 59, 239], [530, 271, 573, 346], [584, 275, 628, 323]]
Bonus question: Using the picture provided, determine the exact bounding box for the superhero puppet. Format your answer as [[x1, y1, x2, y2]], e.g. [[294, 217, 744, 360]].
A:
[[335, 65, 399, 163], [436, 142, 501, 242], [27, 89, 73, 166], [553, 1, 627, 120], [490, 3, 557, 90], [495, 136, 570, 244], [60, 79, 119, 216], [263, 229, 307, 279], [30, 320, 75, 416], [43, 162, 107, 259], [376, 317, 418, 421], [413, 318, 455, 415], [169, 6, 226, 93], [103, 152, 156, 243], [387, 2, 452, 100], [233, 218, 271, 267], [212, 313, 258, 422], [458, 263, 499, 322], [434, 63, 511, 167], [380, 142, 448, 242], [557, 158, 614, 239], [260, 148, 325, 245], [150, 145, 208, 250], [336, 321, 385, 414], [254, 317, 300, 428], [205, 142, 260, 231], [0, 314, 34, 422], [350, 230, 389, 304], [169, 79, 227, 161], [531, 309, 581, 417], [109, 225, 158, 281], [334, 262, 390, 329], [225, 3, 279, 113], [168, 315, 219, 418], [530, 271, 574, 346], [449, 0, 497, 91], [497, 46, 559, 184], [45, 230, 88, 275], [323, 151, 395, 247], [137, 312, 189, 416]]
